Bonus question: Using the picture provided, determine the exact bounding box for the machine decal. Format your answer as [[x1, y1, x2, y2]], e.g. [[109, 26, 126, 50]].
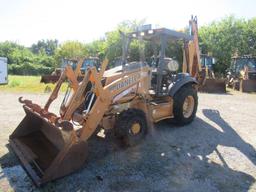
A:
[[109, 73, 140, 91], [113, 85, 137, 103]]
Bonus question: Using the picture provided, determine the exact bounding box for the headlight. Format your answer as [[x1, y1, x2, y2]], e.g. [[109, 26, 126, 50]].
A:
[[166, 59, 179, 72]]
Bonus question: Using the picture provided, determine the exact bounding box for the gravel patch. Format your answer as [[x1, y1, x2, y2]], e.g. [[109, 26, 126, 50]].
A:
[[0, 90, 255, 191]]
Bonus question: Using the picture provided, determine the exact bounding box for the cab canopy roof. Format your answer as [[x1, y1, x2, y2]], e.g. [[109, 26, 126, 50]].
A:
[[127, 28, 192, 41]]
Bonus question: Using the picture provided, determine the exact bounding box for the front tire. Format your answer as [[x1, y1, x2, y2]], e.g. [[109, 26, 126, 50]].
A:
[[173, 84, 198, 125], [115, 109, 147, 146]]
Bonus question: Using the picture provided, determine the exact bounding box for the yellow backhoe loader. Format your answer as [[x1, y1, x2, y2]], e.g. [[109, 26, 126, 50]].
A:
[[10, 17, 203, 186], [199, 54, 226, 93], [227, 55, 256, 92]]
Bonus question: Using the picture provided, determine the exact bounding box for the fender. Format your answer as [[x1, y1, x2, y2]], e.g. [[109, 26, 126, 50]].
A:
[[169, 73, 198, 97]]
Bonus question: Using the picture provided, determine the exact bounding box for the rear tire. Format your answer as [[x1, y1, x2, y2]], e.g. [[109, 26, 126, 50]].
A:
[[173, 84, 198, 125], [115, 109, 147, 147]]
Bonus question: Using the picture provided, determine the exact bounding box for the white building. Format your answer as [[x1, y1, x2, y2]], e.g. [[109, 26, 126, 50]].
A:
[[0, 57, 8, 84]]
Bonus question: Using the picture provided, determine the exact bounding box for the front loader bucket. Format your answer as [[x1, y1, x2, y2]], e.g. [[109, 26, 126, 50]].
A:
[[199, 79, 226, 93], [9, 106, 88, 186]]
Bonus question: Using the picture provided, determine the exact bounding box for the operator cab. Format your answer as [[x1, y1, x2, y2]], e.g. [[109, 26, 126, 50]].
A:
[[121, 26, 193, 96], [200, 55, 215, 70], [61, 58, 78, 71], [80, 57, 100, 74], [231, 56, 256, 72]]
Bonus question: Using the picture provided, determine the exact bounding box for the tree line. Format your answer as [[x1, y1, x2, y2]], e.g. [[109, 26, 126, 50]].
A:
[[0, 16, 256, 75]]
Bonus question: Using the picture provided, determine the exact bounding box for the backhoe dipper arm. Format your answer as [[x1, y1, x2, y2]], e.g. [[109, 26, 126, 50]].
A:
[[190, 16, 201, 73], [183, 16, 205, 85]]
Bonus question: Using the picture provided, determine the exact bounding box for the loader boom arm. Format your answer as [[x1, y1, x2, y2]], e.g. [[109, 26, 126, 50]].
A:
[[44, 65, 79, 111], [69, 67, 146, 141]]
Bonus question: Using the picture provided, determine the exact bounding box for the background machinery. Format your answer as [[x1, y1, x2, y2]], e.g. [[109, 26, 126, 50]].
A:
[[40, 57, 100, 83], [10, 17, 201, 186], [199, 54, 226, 93], [227, 55, 256, 92]]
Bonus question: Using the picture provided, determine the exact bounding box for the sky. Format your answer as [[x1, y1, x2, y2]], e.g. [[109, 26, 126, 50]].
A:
[[0, 0, 255, 47]]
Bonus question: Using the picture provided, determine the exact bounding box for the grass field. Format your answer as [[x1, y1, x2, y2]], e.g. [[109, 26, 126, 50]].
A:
[[0, 75, 68, 93], [1, 75, 255, 95]]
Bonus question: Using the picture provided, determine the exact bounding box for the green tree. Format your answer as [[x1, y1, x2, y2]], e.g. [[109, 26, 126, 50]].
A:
[[0, 41, 25, 64], [31, 39, 58, 56], [54, 41, 88, 66], [86, 39, 106, 59]]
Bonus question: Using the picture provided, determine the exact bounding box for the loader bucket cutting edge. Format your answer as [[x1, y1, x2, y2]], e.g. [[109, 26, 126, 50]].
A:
[[9, 106, 88, 186]]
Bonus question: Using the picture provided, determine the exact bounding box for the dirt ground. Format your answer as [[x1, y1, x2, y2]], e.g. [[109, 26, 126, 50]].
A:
[[0, 90, 255, 192]]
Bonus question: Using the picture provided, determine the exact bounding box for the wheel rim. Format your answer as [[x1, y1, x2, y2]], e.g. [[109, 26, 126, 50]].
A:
[[183, 96, 195, 118], [131, 123, 141, 135]]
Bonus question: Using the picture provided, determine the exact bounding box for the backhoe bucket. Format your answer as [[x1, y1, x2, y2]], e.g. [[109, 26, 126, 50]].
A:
[[9, 106, 88, 186], [199, 79, 226, 93], [240, 79, 256, 92]]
